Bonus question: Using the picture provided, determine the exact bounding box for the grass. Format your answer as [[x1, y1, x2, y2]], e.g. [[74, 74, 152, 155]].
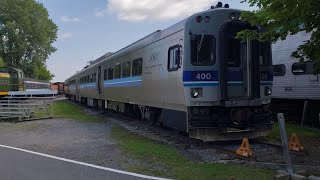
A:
[[267, 122, 320, 141], [112, 126, 274, 180], [38, 100, 103, 123]]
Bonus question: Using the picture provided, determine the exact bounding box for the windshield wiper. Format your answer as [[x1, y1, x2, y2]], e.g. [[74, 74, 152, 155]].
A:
[[196, 32, 205, 62]]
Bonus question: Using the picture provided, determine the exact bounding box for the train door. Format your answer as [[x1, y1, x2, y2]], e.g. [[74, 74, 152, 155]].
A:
[[97, 66, 103, 95], [219, 21, 260, 101]]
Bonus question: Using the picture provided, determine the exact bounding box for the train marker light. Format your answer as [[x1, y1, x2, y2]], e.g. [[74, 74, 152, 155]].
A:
[[265, 87, 272, 96], [236, 138, 253, 157], [204, 16, 210, 23], [224, 4, 230, 8], [190, 88, 202, 98], [196, 16, 202, 23], [191, 89, 199, 98]]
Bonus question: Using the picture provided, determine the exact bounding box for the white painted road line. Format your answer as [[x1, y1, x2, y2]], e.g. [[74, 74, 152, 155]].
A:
[[0, 144, 170, 180]]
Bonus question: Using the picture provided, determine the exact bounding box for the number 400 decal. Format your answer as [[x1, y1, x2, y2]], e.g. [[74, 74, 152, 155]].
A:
[[196, 72, 212, 80]]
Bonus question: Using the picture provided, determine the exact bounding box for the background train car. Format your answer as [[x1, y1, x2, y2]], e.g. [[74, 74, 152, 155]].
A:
[[24, 78, 51, 91], [65, 3, 273, 141], [51, 82, 65, 94], [0, 66, 24, 95], [0, 72, 11, 96], [271, 31, 320, 127]]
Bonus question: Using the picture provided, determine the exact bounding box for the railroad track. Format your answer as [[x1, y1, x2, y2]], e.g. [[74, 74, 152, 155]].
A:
[[72, 101, 309, 165]]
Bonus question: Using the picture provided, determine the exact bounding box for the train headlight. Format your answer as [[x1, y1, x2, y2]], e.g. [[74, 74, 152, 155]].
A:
[[265, 87, 272, 96], [191, 88, 202, 98]]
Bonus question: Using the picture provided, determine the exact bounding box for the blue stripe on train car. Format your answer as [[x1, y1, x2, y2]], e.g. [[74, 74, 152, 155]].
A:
[[80, 83, 96, 89], [183, 71, 219, 82], [104, 76, 142, 88], [183, 71, 273, 87]]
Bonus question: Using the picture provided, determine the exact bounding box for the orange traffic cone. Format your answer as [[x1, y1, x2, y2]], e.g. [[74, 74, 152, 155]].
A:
[[236, 138, 253, 157], [288, 134, 304, 151]]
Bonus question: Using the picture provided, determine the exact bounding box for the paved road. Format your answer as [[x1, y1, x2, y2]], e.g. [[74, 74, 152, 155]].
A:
[[0, 145, 167, 180]]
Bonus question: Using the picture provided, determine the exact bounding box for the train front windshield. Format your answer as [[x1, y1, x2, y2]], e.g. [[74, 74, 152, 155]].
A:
[[190, 34, 216, 66]]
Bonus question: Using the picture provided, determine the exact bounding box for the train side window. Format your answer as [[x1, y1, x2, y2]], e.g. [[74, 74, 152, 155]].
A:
[[104, 69, 107, 80], [168, 45, 181, 71], [93, 73, 96, 82], [273, 64, 286, 76], [191, 35, 215, 66], [132, 58, 143, 76], [306, 61, 316, 74], [114, 65, 121, 79], [122, 61, 131, 78], [89, 75, 92, 82], [108, 67, 114, 80], [292, 63, 306, 75]]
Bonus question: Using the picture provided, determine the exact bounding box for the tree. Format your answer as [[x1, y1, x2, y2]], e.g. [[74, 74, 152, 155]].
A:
[[0, 0, 58, 80], [0, 57, 5, 67], [238, 0, 320, 74]]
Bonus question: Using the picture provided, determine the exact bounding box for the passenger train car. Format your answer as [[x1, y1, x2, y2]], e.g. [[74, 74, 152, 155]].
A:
[[65, 3, 273, 141], [24, 78, 51, 91], [272, 32, 320, 126]]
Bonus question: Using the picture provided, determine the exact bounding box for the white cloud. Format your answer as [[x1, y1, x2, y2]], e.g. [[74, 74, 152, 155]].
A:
[[104, 0, 216, 22], [58, 32, 72, 41], [61, 16, 81, 22]]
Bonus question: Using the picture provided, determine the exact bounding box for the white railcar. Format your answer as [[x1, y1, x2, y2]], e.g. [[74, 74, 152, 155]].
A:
[[272, 32, 320, 125], [65, 3, 274, 141]]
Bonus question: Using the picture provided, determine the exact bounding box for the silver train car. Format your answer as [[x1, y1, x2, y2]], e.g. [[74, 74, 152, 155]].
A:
[[65, 4, 273, 141], [272, 31, 320, 125], [24, 78, 51, 91]]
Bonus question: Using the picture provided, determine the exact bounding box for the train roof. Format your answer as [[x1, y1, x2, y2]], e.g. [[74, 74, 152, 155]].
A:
[[0, 73, 10, 78], [24, 77, 51, 84], [0, 66, 23, 73], [66, 7, 242, 82]]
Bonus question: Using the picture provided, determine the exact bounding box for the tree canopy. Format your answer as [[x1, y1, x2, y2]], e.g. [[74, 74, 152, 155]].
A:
[[238, 0, 320, 74], [0, 0, 57, 80]]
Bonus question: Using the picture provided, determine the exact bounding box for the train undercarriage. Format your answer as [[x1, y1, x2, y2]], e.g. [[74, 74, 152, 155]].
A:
[[68, 95, 273, 141]]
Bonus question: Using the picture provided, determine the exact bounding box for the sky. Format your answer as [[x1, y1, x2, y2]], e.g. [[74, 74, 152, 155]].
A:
[[36, 0, 253, 82]]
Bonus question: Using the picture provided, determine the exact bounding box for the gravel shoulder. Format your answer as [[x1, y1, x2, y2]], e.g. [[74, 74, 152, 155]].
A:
[[0, 119, 137, 170]]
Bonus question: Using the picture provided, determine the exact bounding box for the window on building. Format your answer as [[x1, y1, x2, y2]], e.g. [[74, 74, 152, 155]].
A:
[[122, 61, 131, 78], [108, 67, 114, 80], [93, 73, 96, 82], [168, 45, 181, 71], [114, 65, 121, 79], [191, 35, 215, 66], [273, 64, 286, 76], [132, 58, 143, 76]]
